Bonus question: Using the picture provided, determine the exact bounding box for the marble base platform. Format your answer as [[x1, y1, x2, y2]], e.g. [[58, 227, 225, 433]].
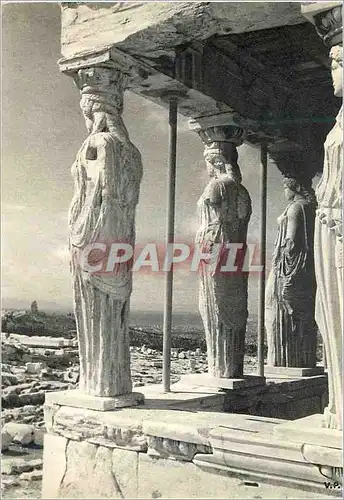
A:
[[42, 396, 342, 499], [45, 390, 144, 411], [274, 414, 342, 453], [265, 366, 325, 378]]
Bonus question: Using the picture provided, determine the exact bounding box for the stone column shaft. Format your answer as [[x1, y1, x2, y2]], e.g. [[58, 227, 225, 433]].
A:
[[264, 163, 318, 369], [301, 1, 343, 432], [68, 66, 143, 398], [190, 114, 252, 378]]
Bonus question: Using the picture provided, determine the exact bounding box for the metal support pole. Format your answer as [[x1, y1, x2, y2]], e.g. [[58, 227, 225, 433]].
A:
[[257, 143, 268, 377], [163, 98, 178, 392]]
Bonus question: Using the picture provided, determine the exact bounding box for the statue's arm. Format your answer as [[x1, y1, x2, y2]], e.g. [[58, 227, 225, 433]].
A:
[[198, 180, 223, 249], [284, 203, 303, 250], [278, 203, 305, 284]]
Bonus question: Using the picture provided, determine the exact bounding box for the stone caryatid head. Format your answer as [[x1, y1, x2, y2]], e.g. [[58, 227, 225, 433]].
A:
[[282, 175, 317, 206]]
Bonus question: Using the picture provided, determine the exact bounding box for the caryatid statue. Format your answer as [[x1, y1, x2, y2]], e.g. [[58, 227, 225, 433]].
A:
[[190, 117, 252, 378], [302, 2, 343, 431], [68, 66, 143, 398], [265, 175, 317, 368]]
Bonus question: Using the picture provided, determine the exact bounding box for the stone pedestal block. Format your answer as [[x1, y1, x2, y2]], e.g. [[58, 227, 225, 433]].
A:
[[265, 366, 325, 378], [42, 434, 139, 499], [174, 373, 265, 391], [45, 390, 144, 411]]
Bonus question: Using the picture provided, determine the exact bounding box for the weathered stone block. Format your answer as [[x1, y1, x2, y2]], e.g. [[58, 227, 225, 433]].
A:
[[42, 434, 138, 499], [176, 374, 265, 390], [138, 453, 226, 499], [274, 414, 342, 449], [45, 390, 144, 411], [111, 448, 139, 499], [138, 453, 322, 499], [265, 366, 325, 378], [193, 456, 335, 499], [60, 2, 305, 59], [42, 434, 68, 499], [1, 429, 12, 451], [2, 457, 42, 475], [46, 404, 147, 451], [20, 470, 43, 481], [42, 406, 341, 498], [3, 422, 35, 445], [26, 362, 46, 374]]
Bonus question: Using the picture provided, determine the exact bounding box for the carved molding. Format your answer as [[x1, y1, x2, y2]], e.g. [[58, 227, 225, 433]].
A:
[[319, 465, 343, 486], [301, 2, 342, 47], [315, 6, 342, 47], [147, 435, 212, 462], [45, 404, 148, 452], [73, 66, 127, 111], [189, 112, 245, 145]]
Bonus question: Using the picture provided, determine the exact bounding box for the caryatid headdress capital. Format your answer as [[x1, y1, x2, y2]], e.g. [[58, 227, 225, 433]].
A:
[[301, 2, 342, 47], [189, 112, 245, 146]]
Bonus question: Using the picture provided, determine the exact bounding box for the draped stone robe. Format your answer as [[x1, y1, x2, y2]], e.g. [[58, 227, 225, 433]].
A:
[[196, 173, 252, 378], [265, 199, 317, 368], [69, 131, 142, 397]]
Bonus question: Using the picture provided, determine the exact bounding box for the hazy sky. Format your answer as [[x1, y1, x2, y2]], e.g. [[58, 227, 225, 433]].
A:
[[2, 2, 301, 312]]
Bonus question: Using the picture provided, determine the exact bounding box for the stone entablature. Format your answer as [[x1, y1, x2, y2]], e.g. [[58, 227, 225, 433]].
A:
[[60, 3, 306, 60], [59, 2, 338, 177]]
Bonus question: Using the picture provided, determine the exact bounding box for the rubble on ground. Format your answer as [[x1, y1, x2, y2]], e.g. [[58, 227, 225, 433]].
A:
[[1, 333, 258, 428], [3, 423, 35, 446], [1, 329, 257, 495]]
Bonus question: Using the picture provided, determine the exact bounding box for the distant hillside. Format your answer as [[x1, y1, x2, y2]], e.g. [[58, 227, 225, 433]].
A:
[[1, 310, 76, 338], [1, 308, 260, 353], [2, 308, 322, 360], [1, 298, 73, 313], [129, 310, 203, 328]]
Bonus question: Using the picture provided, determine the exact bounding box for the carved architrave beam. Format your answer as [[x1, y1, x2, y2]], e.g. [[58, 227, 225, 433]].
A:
[[60, 2, 307, 60], [59, 36, 335, 178], [58, 48, 305, 151]]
